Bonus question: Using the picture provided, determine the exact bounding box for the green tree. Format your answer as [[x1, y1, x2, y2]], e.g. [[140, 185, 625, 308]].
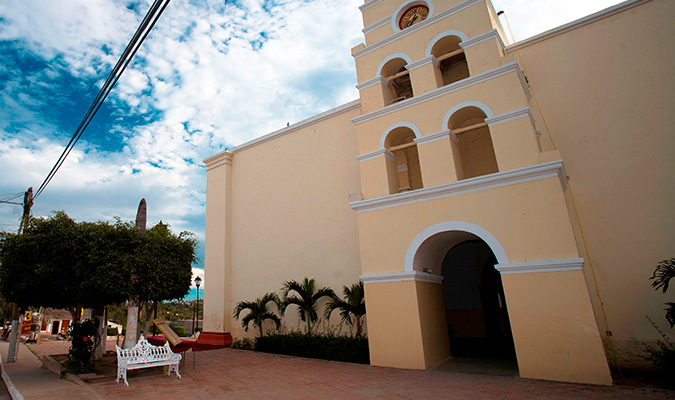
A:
[[132, 223, 196, 304], [233, 292, 282, 337], [0, 212, 197, 320], [281, 278, 334, 335], [651, 258, 675, 327], [324, 281, 366, 337], [0, 211, 129, 319]]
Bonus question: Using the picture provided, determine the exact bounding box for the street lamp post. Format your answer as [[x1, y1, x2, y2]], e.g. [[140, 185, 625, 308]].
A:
[[194, 276, 201, 335], [193, 276, 202, 370]]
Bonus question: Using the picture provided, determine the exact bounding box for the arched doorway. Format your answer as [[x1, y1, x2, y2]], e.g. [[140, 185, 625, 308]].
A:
[[442, 240, 515, 359]]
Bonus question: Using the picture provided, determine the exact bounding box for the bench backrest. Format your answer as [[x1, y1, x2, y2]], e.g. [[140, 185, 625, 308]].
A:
[[116, 335, 173, 362]]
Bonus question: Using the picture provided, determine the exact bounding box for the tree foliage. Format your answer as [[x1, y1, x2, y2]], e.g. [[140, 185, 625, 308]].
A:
[[324, 281, 366, 337], [281, 278, 334, 335], [233, 292, 281, 337], [0, 211, 197, 318]]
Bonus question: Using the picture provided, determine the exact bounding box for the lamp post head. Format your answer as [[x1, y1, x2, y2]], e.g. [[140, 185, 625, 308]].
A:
[[195, 275, 202, 288]]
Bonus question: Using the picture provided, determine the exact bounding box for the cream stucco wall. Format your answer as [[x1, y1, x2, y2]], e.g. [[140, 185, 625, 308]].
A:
[[506, 0, 675, 368], [205, 103, 365, 338]]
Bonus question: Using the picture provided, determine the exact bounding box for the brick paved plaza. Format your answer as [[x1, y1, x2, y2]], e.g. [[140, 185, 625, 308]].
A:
[[1, 340, 672, 399]]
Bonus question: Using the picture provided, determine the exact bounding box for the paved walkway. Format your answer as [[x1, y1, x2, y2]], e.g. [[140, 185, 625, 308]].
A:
[[0, 340, 673, 399]]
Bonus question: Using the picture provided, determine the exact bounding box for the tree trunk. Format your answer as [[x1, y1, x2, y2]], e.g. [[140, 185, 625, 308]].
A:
[[142, 302, 155, 339], [6, 304, 19, 363], [123, 297, 140, 348], [94, 306, 106, 360]]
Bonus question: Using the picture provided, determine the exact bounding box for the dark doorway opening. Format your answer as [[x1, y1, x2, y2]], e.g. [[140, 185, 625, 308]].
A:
[[441, 240, 516, 359]]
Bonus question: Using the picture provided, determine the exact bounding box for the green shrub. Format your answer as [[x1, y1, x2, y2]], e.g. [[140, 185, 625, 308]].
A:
[[231, 337, 255, 350], [172, 325, 186, 337], [196, 327, 203, 333], [255, 332, 369, 364], [66, 318, 99, 374], [107, 327, 119, 336]]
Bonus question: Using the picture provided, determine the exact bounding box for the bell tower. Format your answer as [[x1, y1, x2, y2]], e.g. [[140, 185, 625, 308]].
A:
[[350, 0, 612, 386]]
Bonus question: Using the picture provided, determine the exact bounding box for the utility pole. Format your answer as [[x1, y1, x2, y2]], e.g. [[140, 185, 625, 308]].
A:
[[7, 187, 32, 363], [18, 188, 33, 234]]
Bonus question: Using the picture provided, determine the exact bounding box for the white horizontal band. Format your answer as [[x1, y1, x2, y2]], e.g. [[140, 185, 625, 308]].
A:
[[361, 271, 444, 284], [495, 258, 584, 274]]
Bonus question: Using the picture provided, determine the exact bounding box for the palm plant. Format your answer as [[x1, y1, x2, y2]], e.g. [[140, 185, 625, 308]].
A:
[[281, 278, 334, 335], [651, 258, 675, 327], [233, 292, 282, 337], [325, 281, 366, 337]]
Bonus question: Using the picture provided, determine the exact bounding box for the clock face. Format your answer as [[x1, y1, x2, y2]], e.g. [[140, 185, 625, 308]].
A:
[[399, 5, 429, 29]]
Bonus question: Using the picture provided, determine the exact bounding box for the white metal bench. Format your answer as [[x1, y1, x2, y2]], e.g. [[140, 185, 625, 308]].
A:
[[115, 335, 182, 386]]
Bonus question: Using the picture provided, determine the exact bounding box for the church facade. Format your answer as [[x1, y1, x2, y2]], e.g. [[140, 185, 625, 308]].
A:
[[203, 0, 674, 385]]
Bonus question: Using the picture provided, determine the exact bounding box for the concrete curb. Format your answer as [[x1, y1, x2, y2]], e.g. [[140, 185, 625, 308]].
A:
[[40, 355, 63, 377], [0, 354, 23, 400]]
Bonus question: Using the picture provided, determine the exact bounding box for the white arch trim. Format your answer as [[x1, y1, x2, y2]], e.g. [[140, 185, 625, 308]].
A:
[[425, 30, 469, 57], [441, 101, 494, 131], [404, 221, 509, 272], [379, 121, 423, 150], [376, 53, 414, 77], [391, 0, 435, 33]]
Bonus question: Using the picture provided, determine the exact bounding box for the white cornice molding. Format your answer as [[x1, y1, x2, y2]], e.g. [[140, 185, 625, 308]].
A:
[[414, 130, 459, 145], [485, 107, 534, 126], [505, 0, 651, 53], [460, 29, 505, 53], [354, 0, 482, 59], [350, 160, 566, 213], [203, 151, 233, 170], [357, 149, 398, 162], [360, 271, 444, 284], [363, 16, 389, 35], [406, 55, 439, 71], [227, 100, 360, 154], [356, 76, 389, 90], [359, 0, 383, 12], [353, 62, 530, 125], [495, 258, 584, 274]]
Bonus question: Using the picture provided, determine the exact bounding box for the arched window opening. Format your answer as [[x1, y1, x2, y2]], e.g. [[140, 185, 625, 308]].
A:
[[431, 36, 469, 86], [449, 107, 498, 180], [381, 58, 413, 104], [385, 127, 423, 193]]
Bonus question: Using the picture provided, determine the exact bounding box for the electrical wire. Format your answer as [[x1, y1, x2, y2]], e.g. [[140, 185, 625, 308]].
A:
[[33, 0, 172, 200]]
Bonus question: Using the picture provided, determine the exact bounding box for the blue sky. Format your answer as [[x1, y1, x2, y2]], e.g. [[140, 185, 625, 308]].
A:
[[0, 0, 624, 300]]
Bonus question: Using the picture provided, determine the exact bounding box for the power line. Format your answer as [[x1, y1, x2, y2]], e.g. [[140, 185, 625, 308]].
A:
[[0, 192, 24, 205], [33, 0, 172, 201]]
